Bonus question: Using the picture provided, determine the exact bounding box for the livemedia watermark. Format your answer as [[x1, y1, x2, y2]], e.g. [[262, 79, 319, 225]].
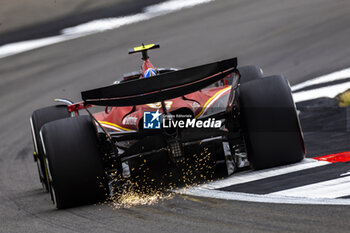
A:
[[143, 111, 221, 130]]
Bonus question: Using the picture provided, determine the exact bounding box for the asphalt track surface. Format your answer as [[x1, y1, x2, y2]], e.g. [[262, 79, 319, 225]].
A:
[[0, 0, 166, 45], [1, 0, 350, 232]]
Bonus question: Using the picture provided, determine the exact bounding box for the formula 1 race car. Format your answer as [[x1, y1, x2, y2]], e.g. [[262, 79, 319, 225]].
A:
[[30, 43, 305, 208]]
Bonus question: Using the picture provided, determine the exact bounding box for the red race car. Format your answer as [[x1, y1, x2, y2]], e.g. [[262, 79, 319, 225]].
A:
[[30, 44, 305, 208]]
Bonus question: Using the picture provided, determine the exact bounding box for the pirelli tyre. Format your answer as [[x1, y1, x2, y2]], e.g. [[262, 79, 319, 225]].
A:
[[40, 115, 107, 209], [30, 105, 70, 190], [238, 75, 305, 170]]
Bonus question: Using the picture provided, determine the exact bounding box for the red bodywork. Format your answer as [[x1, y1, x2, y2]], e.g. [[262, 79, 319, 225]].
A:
[[68, 58, 232, 132]]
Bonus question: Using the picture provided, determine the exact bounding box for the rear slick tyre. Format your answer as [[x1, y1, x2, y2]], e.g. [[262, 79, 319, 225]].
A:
[[41, 115, 107, 209], [30, 105, 70, 190], [238, 65, 263, 84], [225, 65, 263, 86], [238, 75, 305, 170]]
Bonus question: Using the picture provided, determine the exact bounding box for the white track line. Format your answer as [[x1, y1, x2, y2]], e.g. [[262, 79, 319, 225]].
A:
[[201, 159, 330, 189], [291, 66, 350, 102], [292, 67, 350, 91], [270, 175, 350, 199], [176, 159, 350, 205], [292, 81, 350, 102], [178, 188, 350, 205], [0, 0, 214, 59]]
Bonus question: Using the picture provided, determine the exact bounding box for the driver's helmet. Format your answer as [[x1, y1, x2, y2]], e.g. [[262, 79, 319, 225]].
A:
[[143, 68, 157, 78]]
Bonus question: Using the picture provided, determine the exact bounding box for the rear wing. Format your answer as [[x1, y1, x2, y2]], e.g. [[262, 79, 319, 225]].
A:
[[81, 57, 237, 106]]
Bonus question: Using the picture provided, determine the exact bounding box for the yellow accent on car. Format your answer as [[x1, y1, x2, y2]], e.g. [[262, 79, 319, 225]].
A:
[[195, 86, 232, 118], [98, 121, 133, 131]]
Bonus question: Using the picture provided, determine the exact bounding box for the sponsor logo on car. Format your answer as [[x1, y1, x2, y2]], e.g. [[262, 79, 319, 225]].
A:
[[146, 101, 173, 110], [189, 101, 201, 111], [122, 116, 138, 125]]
